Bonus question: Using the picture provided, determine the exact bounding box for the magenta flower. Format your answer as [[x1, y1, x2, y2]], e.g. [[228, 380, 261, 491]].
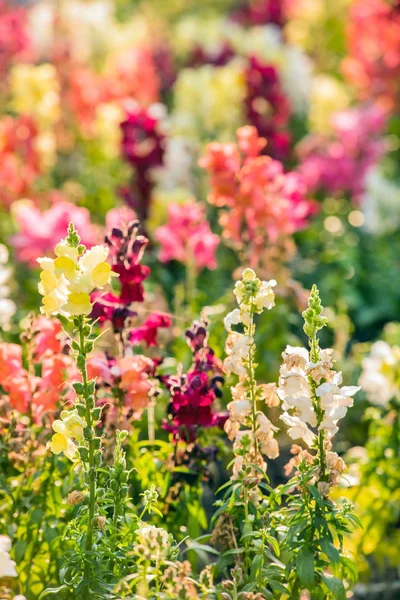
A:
[[129, 312, 172, 347], [297, 104, 387, 202], [155, 201, 219, 271]]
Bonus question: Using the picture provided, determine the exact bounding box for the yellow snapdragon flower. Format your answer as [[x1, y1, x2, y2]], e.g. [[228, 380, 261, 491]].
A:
[[10, 63, 60, 129], [308, 75, 350, 134], [38, 234, 117, 318], [49, 410, 85, 459], [172, 62, 246, 140]]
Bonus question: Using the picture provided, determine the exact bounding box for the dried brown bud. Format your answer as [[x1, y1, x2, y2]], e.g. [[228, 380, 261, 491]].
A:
[[96, 515, 107, 531], [67, 491, 85, 506]]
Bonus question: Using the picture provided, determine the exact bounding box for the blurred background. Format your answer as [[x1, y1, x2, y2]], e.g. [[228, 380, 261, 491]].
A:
[[0, 0, 399, 595]]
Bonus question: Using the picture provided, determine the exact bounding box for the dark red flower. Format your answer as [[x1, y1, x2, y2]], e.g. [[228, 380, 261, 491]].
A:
[[120, 105, 166, 221], [188, 42, 235, 68], [245, 56, 291, 160], [230, 0, 291, 28], [105, 220, 151, 304], [162, 321, 227, 440], [129, 312, 172, 347], [91, 291, 136, 331]]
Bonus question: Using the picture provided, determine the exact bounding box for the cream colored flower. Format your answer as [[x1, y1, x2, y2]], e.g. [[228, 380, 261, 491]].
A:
[[0, 535, 17, 578]]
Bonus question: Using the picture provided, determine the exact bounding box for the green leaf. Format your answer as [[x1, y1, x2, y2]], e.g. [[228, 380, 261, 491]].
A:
[[296, 548, 315, 589], [250, 554, 264, 580], [39, 585, 69, 599], [321, 574, 346, 600], [320, 538, 340, 564]]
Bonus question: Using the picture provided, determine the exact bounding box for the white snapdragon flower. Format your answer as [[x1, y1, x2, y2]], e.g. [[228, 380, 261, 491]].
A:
[[224, 308, 242, 331], [253, 279, 277, 311], [359, 341, 399, 406], [280, 413, 315, 447], [0, 244, 16, 330], [316, 375, 360, 438], [0, 535, 17, 578]]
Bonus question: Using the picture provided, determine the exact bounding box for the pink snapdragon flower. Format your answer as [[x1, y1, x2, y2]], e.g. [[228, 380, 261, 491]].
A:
[[11, 199, 100, 266], [297, 104, 387, 202], [155, 202, 219, 271]]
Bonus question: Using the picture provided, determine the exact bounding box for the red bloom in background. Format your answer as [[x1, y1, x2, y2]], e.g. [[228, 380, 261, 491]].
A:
[[0, 1, 31, 75], [0, 115, 42, 207], [130, 312, 172, 347], [245, 56, 291, 160], [342, 0, 400, 107], [230, 0, 293, 27], [120, 104, 166, 221]]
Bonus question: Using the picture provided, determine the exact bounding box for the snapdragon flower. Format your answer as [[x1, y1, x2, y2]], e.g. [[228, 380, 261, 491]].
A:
[[278, 285, 360, 490], [0, 244, 16, 330], [359, 340, 400, 406], [224, 268, 278, 482], [0, 535, 17, 578], [49, 409, 85, 460], [37, 224, 116, 318]]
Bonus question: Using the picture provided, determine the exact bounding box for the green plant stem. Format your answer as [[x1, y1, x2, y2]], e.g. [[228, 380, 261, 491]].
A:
[[248, 302, 260, 464], [309, 331, 327, 482], [77, 316, 97, 554]]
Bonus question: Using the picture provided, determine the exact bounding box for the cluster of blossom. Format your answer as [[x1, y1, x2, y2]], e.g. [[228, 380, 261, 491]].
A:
[[298, 104, 387, 202], [342, 0, 400, 106], [0, 115, 43, 207], [245, 55, 291, 159], [223, 268, 279, 480], [199, 126, 317, 267], [0, 1, 31, 75], [359, 340, 400, 407], [230, 0, 292, 28], [120, 103, 166, 222], [12, 199, 100, 267], [0, 315, 77, 420], [174, 48, 292, 160], [278, 343, 360, 488], [87, 352, 156, 421], [155, 201, 219, 271], [68, 47, 161, 133], [0, 244, 16, 330], [162, 321, 228, 440], [37, 229, 115, 318], [92, 215, 171, 345]]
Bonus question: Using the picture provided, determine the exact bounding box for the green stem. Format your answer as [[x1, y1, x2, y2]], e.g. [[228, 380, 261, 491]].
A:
[[248, 304, 260, 464], [77, 316, 97, 554], [186, 251, 197, 320]]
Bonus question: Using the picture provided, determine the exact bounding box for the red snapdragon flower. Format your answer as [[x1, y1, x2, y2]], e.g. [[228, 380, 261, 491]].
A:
[[129, 312, 172, 347], [104, 220, 150, 304], [162, 322, 228, 440]]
